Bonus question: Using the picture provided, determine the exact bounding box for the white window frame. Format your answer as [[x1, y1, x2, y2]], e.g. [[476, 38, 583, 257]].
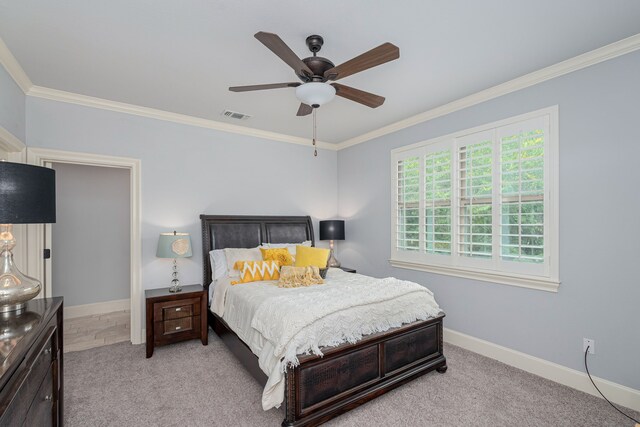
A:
[[390, 106, 559, 292]]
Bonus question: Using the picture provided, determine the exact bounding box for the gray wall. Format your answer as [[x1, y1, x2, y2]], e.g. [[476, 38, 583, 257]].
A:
[[26, 97, 338, 292], [0, 65, 25, 141], [337, 50, 640, 390], [52, 162, 130, 306]]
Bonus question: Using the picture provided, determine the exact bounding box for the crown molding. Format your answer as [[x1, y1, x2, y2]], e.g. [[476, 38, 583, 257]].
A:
[[0, 125, 26, 152], [337, 33, 640, 150], [27, 86, 337, 150], [0, 37, 32, 93], [2, 32, 638, 151]]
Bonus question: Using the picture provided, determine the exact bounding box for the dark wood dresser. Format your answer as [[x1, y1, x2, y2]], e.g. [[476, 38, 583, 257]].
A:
[[145, 285, 207, 358], [0, 297, 63, 426]]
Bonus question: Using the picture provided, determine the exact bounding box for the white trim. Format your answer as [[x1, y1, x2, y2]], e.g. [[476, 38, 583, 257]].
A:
[[0, 37, 32, 93], [26, 86, 337, 151], [443, 328, 640, 413], [26, 148, 144, 345], [337, 33, 640, 150], [0, 125, 26, 152], [390, 259, 559, 292], [64, 298, 130, 320]]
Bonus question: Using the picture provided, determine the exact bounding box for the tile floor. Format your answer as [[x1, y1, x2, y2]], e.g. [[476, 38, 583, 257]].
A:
[[64, 310, 130, 353]]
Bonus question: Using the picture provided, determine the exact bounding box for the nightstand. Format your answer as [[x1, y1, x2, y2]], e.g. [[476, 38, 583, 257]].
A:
[[145, 284, 207, 358], [339, 267, 356, 273]]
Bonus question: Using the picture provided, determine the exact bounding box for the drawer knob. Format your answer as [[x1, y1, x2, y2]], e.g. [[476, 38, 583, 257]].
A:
[[175, 326, 181, 330], [44, 348, 51, 355], [175, 308, 181, 312], [44, 394, 52, 401]]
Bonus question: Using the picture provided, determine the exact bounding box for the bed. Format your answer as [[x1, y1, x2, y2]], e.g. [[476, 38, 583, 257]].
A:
[[200, 214, 447, 426]]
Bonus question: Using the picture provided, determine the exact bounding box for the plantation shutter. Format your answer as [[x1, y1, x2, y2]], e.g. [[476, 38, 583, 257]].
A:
[[498, 116, 547, 264], [424, 149, 452, 255], [396, 155, 421, 251], [457, 131, 494, 259]]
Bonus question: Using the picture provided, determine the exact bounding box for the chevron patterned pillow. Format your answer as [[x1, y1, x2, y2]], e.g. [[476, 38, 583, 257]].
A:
[[232, 260, 281, 284]]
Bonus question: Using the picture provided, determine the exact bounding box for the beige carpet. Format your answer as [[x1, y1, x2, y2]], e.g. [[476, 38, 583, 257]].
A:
[[64, 330, 639, 426]]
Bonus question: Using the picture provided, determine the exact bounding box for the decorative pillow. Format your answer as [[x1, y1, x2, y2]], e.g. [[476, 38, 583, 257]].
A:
[[294, 245, 330, 268], [260, 247, 294, 266], [209, 249, 228, 281], [232, 260, 281, 284], [278, 266, 324, 288], [224, 247, 262, 277], [259, 240, 312, 257]]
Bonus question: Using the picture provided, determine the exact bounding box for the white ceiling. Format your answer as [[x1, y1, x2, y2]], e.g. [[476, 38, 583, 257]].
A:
[[1, 0, 640, 144]]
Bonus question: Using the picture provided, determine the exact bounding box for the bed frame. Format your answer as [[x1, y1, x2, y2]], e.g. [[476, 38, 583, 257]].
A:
[[200, 214, 447, 426]]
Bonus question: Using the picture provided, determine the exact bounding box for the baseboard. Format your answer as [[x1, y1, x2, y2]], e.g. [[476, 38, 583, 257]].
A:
[[443, 328, 640, 413], [64, 298, 130, 319]]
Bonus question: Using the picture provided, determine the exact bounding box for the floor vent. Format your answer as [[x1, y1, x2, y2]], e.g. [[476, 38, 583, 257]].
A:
[[221, 109, 251, 120]]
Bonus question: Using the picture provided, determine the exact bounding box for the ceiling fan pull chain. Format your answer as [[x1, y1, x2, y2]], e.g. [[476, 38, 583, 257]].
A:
[[313, 108, 318, 157]]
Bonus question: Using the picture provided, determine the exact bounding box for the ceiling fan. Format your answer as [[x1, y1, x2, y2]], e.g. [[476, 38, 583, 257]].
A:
[[229, 32, 400, 116]]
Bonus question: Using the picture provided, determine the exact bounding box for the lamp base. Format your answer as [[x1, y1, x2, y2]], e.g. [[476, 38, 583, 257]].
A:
[[168, 259, 182, 292], [0, 224, 41, 312], [327, 248, 341, 268]]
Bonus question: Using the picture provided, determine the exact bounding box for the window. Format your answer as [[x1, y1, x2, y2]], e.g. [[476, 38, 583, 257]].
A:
[[391, 107, 559, 291]]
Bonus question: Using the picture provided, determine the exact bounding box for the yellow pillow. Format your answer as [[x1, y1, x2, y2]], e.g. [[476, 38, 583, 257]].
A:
[[294, 245, 330, 268], [260, 247, 294, 266], [232, 260, 281, 284]]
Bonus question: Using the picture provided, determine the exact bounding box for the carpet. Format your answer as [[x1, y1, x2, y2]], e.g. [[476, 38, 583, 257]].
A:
[[64, 331, 639, 426]]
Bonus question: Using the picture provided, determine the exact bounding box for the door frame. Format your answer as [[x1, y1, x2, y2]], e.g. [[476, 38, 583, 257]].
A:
[[27, 147, 143, 345]]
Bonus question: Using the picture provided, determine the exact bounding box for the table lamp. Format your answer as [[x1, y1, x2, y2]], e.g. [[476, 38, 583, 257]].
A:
[[319, 220, 345, 268], [156, 231, 192, 293], [0, 162, 56, 312]]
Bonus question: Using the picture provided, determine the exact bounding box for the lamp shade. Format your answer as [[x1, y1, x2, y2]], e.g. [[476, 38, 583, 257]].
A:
[[295, 82, 336, 107], [319, 220, 345, 241], [0, 162, 56, 224], [156, 232, 193, 258]]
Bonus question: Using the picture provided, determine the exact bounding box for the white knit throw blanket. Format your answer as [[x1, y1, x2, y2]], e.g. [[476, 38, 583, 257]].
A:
[[250, 272, 442, 369]]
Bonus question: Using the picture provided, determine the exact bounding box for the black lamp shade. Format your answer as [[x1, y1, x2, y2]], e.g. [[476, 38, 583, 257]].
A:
[[0, 162, 56, 224], [319, 220, 345, 241]]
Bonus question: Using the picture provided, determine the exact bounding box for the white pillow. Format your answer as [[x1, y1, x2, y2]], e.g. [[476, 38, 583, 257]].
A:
[[223, 247, 262, 277], [260, 240, 312, 257], [209, 249, 228, 281]]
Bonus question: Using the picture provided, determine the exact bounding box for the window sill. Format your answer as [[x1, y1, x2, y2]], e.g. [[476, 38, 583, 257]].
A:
[[389, 259, 560, 293]]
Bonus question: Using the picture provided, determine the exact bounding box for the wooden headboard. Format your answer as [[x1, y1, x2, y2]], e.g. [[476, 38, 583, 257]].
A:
[[199, 215, 315, 289]]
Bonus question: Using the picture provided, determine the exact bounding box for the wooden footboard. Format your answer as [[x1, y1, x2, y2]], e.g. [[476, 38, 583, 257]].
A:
[[282, 314, 446, 426], [209, 311, 446, 427]]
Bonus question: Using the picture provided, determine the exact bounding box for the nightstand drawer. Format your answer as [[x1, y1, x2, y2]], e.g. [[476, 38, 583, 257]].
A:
[[163, 317, 193, 335], [163, 304, 192, 320], [153, 297, 200, 321]]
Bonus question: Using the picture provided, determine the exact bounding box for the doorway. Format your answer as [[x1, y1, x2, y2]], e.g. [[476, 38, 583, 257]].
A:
[[27, 148, 143, 344]]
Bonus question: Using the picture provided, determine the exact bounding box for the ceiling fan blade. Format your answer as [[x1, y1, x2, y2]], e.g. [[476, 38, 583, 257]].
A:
[[331, 83, 385, 108], [255, 32, 313, 78], [296, 103, 313, 116], [229, 82, 300, 92], [324, 42, 399, 81]]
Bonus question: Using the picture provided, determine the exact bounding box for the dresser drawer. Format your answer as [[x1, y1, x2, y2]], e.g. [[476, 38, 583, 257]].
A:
[[153, 297, 200, 321], [0, 324, 57, 425], [22, 363, 54, 427]]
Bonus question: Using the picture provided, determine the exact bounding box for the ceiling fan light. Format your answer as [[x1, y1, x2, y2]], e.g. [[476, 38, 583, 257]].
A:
[[295, 82, 336, 107]]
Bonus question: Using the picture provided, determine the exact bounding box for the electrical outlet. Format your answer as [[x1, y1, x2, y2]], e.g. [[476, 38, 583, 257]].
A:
[[583, 338, 595, 355]]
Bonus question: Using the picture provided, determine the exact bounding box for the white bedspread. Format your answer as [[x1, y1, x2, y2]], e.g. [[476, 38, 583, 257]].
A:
[[211, 268, 441, 410]]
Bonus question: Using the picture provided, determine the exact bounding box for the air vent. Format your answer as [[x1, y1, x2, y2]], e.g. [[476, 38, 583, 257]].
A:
[[221, 109, 251, 120]]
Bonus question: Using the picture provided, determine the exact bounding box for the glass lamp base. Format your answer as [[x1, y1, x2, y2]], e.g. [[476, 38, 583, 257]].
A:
[[0, 224, 41, 312], [327, 248, 341, 268], [169, 278, 181, 293]]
